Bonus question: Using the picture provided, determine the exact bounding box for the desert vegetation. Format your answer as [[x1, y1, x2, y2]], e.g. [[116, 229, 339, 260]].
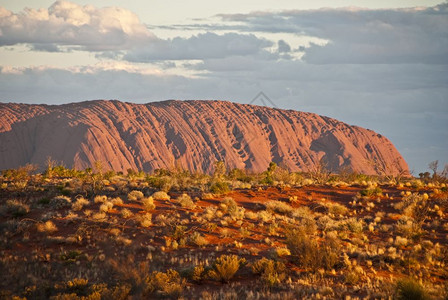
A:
[[0, 161, 447, 299]]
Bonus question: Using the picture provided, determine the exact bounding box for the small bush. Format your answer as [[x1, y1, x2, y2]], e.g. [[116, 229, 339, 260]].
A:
[[99, 201, 114, 213], [360, 186, 382, 197], [138, 213, 152, 227], [191, 265, 206, 283], [285, 230, 340, 271], [0, 199, 30, 217], [145, 269, 185, 298], [50, 196, 72, 209], [189, 232, 209, 247], [37, 220, 58, 233], [110, 197, 123, 205], [72, 197, 89, 211], [208, 255, 246, 283], [222, 197, 245, 220], [94, 195, 107, 203], [142, 197, 155, 211], [151, 191, 170, 201], [175, 193, 195, 209], [266, 200, 293, 216], [327, 202, 348, 216], [128, 190, 144, 201], [251, 258, 286, 288], [120, 208, 133, 218], [394, 278, 429, 300], [209, 181, 230, 194]]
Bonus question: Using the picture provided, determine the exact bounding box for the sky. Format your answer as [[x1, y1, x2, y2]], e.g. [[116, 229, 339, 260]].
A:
[[0, 0, 447, 174]]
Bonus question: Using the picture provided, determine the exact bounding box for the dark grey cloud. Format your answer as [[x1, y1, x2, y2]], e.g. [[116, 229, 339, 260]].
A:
[[124, 32, 273, 61], [215, 3, 448, 64], [277, 40, 291, 53]]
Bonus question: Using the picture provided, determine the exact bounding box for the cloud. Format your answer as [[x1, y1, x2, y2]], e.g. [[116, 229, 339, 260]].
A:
[[0, 1, 154, 51], [217, 3, 448, 64], [124, 32, 273, 61]]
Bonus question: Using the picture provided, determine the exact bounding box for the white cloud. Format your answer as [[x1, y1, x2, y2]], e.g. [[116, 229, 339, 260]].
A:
[[0, 1, 154, 51]]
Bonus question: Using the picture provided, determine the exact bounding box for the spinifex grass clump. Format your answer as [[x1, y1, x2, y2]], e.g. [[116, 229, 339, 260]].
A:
[[208, 255, 246, 283], [285, 229, 340, 271]]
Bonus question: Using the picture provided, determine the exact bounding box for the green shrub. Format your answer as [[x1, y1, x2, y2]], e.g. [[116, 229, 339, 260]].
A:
[[394, 278, 429, 300], [208, 255, 246, 283], [146, 176, 173, 192], [209, 181, 230, 194], [360, 186, 382, 197]]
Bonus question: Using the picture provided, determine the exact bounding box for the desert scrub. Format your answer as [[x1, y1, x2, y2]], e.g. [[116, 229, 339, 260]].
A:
[[209, 181, 230, 194], [48, 279, 131, 299], [120, 208, 133, 219], [127, 190, 144, 201], [326, 202, 348, 216], [266, 200, 293, 216], [397, 193, 430, 226], [37, 220, 58, 233], [191, 265, 207, 283], [72, 197, 89, 211], [0, 199, 30, 217], [360, 186, 382, 197], [189, 232, 209, 247], [151, 191, 170, 201], [342, 217, 364, 233], [110, 197, 123, 205], [394, 278, 429, 300], [50, 195, 72, 209], [275, 247, 291, 257], [94, 195, 108, 203], [138, 213, 152, 227], [142, 197, 155, 211], [396, 216, 423, 240], [175, 193, 195, 209], [222, 197, 245, 220], [208, 254, 246, 283], [145, 269, 185, 298], [92, 212, 107, 220], [285, 229, 340, 271], [251, 258, 286, 288], [99, 201, 114, 213]]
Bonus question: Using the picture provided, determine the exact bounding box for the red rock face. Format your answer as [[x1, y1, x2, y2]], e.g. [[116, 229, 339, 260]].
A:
[[0, 100, 408, 175]]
